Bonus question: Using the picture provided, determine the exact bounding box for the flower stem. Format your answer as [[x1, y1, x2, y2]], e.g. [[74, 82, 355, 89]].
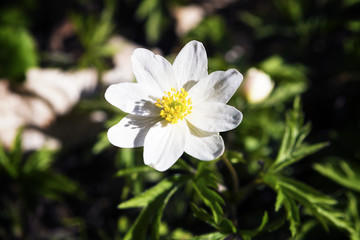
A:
[[222, 154, 239, 193]]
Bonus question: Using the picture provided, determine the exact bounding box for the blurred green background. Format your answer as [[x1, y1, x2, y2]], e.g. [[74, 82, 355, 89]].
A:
[[0, 0, 359, 239]]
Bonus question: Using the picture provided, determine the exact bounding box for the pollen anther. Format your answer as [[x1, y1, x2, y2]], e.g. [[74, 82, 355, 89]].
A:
[[155, 88, 192, 124]]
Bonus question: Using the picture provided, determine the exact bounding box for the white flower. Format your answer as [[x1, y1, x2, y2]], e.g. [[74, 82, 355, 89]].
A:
[[105, 40, 243, 171], [241, 68, 274, 104]]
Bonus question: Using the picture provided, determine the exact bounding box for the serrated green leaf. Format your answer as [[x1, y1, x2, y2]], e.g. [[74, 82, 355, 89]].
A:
[[284, 193, 301, 237], [272, 142, 329, 173], [347, 192, 360, 240], [314, 161, 360, 192], [268, 98, 328, 174], [191, 181, 224, 224], [264, 174, 300, 236], [118, 175, 188, 209], [268, 173, 354, 235], [315, 207, 354, 234], [190, 203, 215, 226], [277, 175, 336, 205], [115, 166, 153, 177], [123, 177, 184, 240], [191, 203, 236, 234], [192, 164, 225, 224]]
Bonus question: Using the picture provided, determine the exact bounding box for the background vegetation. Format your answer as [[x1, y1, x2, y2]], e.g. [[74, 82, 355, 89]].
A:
[[0, 0, 359, 239]]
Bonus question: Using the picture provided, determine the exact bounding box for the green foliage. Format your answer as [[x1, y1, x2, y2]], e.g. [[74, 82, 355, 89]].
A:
[[185, 16, 227, 47], [347, 193, 360, 240], [254, 56, 308, 107], [239, 212, 269, 240], [0, 130, 81, 238], [314, 159, 360, 192], [0, 130, 81, 201], [118, 175, 188, 240], [135, 0, 170, 44], [0, 25, 38, 82], [71, 0, 116, 71], [263, 98, 355, 237], [115, 165, 154, 177], [267, 97, 329, 174], [190, 232, 228, 240], [191, 162, 225, 225], [0, 0, 358, 238]]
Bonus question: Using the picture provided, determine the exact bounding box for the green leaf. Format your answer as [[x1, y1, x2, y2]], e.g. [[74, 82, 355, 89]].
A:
[[192, 163, 225, 224], [0, 142, 17, 178], [135, 0, 158, 19], [115, 166, 154, 177], [190, 203, 236, 234], [23, 148, 55, 173], [255, 81, 307, 108], [314, 160, 360, 192], [239, 212, 269, 239], [277, 188, 300, 237], [346, 192, 360, 240], [276, 175, 336, 205], [92, 132, 111, 154], [265, 173, 355, 235], [0, 25, 38, 82], [190, 232, 228, 240], [10, 128, 23, 172], [272, 142, 329, 173], [190, 203, 216, 227], [123, 175, 187, 240], [145, 9, 163, 44], [268, 97, 328, 174], [119, 175, 188, 209], [294, 220, 317, 240]]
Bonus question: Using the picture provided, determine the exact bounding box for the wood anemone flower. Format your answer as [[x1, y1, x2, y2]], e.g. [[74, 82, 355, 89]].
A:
[[105, 40, 243, 171]]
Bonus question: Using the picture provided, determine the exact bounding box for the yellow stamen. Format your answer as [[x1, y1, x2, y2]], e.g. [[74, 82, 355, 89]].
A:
[[155, 88, 192, 124]]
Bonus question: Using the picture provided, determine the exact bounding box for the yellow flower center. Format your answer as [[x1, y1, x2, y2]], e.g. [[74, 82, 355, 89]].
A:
[[155, 88, 192, 124]]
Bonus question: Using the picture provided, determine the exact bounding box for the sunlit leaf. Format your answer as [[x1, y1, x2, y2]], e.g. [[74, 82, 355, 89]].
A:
[[190, 232, 228, 240], [268, 97, 328, 174], [192, 162, 225, 224], [118, 175, 188, 209], [122, 175, 188, 240], [314, 160, 360, 192], [23, 148, 55, 173]]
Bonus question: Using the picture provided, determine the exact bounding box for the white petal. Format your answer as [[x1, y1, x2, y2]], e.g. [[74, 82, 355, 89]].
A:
[[189, 69, 243, 105], [132, 48, 177, 92], [143, 121, 186, 171], [173, 40, 208, 89], [107, 115, 160, 148], [184, 122, 224, 160], [186, 102, 242, 132], [105, 82, 160, 116]]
